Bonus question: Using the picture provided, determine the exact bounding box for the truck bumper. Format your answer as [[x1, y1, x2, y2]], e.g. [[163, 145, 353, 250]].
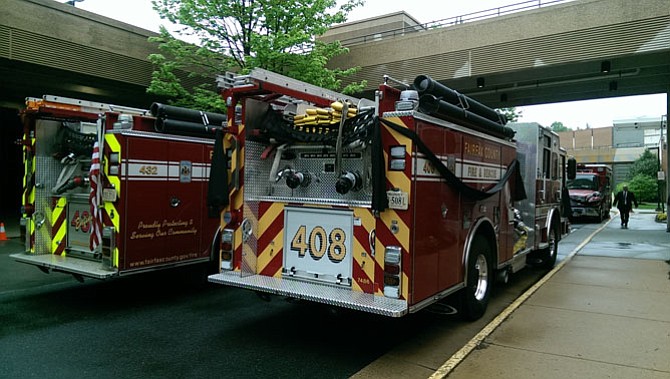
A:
[[10, 253, 118, 279], [571, 207, 601, 218], [209, 271, 409, 317]]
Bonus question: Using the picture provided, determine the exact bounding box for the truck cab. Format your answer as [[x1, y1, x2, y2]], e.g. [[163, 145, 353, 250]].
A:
[[567, 164, 613, 222]]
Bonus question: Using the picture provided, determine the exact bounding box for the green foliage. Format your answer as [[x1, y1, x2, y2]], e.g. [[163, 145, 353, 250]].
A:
[[617, 175, 658, 203], [614, 149, 662, 203], [550, 121, 569, 132], [148, 0, 365, 111], [627, 149, 659, 180], [498, 107, 521, 123]]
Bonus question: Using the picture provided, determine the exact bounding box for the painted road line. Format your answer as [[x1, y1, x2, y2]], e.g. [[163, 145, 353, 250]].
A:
[[429, 218, 614, 378]]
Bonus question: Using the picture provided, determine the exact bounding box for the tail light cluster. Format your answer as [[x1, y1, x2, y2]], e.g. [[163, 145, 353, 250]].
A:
[[220, 228, 234, 270], [383, 245, 402, 298], [389, 146, 406, 171], [108, 152, 120, 175], [101, 226, 115, 269]]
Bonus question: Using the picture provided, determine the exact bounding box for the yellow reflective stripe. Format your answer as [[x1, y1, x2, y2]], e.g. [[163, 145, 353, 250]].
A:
[[256, 203, 284, 276], [104, 134, 121, 194], [380, 210, 410, 252], [259, 203, 283, 240], [101, 202, 120, 268], [104, 203, 120, 231], [352, 208, 375, 293], [103, 134, 121, 267], [259, 230, 283, 278], [22, 137, 36, 208], [387, 169, 411, 193], [380, 210, 410, 300], [51, 197, 67, 255], [105, 133, 121, 153], [384, 116, 414, 152], [28, 219, 35, 253]]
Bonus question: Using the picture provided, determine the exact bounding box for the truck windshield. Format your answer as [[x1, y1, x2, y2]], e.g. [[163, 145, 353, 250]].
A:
[[567, 175, 598, 190]]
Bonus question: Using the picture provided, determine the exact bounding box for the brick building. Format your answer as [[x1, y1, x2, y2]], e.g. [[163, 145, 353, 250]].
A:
[[557, 116, 667, 189]]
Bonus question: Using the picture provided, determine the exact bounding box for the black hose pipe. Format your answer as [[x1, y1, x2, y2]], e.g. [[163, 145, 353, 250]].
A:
[[419, 95, 515, 140], [155, 118, 223, 138], [150, 103, 227, 126], [413, 75, 507, 125]]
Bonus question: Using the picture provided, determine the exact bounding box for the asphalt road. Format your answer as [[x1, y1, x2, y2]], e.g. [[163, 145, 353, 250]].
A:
[[0, 226, 572, 379]]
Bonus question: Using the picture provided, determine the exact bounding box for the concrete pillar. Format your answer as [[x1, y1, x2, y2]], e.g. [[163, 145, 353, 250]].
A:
[[666, 88, 669, 232]]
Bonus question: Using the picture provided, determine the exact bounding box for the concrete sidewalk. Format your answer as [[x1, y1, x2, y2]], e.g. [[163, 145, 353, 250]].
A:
[[438, 210, 670, 378]]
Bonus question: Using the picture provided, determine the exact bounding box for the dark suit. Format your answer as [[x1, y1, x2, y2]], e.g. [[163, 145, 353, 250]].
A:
[[613, 190, 638, 227]]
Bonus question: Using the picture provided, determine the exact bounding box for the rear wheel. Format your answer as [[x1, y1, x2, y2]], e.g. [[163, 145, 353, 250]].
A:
[[535, 224, 558, 270], [460, 237, 493, 321]]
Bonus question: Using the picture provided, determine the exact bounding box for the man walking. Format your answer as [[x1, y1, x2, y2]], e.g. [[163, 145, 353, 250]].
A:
[[613, 185, 638, 229]]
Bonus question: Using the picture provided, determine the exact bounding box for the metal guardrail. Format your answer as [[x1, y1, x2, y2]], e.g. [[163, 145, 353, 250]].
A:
[[338, 0, 575, 46]]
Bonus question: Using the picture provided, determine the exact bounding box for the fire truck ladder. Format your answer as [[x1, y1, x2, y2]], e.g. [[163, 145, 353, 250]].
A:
[[217, 68, 367, 108], [26, 95, 148, 116]]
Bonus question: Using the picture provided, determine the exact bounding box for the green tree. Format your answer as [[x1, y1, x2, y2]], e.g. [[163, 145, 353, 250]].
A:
[[550, 121, 569, 132], [624, 174, 658, 202], [622, 149, 661, 203], [628, 149, 659, 179], [148, 0, 365, 112], [498, 107, 521, 123]]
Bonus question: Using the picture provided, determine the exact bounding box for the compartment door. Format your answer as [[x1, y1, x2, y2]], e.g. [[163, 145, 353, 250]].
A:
[[164, 141, 207, 260]]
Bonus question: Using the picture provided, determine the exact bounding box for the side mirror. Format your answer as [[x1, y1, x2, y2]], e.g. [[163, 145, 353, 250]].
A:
[[567, 158, 576, 180]]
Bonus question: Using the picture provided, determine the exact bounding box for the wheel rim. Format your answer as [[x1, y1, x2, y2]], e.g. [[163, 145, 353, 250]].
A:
[[473, 254, 489, 301], [548, 231, 557, 260]]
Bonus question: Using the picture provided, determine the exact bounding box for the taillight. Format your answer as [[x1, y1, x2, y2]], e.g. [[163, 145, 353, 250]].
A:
[[220, 228, 234, 270], [389, 145, 406, 171], [383, 246, 402, 298], [109, 152, 120, 175], [101, 227, 115, 269], [21, 204, 35, 216]]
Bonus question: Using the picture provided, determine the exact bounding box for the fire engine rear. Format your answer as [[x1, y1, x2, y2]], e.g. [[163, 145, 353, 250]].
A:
[[12, 96, 224, 280], [208, 69, 570, 319]]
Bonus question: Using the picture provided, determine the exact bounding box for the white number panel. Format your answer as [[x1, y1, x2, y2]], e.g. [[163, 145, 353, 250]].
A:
[[283, 207, 353, 285]]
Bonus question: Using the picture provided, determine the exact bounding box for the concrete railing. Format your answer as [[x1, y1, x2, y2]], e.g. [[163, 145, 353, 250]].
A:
[[339, 0, 575, 46]]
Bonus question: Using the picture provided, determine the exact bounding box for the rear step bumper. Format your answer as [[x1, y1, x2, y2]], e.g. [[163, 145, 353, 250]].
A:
[[209, 270, 408, 317], [10, 253, 117, 279]]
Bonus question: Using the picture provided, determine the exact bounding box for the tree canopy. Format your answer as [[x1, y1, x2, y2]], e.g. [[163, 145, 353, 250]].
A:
[[619, 149, 661, 202], [148, 0, 365, 112], [498, 107, 521, 123], [628, 149, 659, 180], [619, 174, 658, 202], [550, 121, 569, 132]]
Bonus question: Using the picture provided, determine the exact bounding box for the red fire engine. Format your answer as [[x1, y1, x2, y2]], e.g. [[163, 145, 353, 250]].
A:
[[567, 164, 613, 222], [12, 96, 224, 280], [208, 69, 572, 319]]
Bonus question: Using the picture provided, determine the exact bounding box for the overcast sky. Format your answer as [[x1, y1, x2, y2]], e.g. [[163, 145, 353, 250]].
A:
[[65, 0, 667, 129]]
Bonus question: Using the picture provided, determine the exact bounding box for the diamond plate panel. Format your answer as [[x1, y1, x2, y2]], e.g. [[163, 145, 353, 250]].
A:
[[241, 200, 258, 277], [34, 120, 62, 255], [244, 140, 373, 207], [209, 270, 408, 317]]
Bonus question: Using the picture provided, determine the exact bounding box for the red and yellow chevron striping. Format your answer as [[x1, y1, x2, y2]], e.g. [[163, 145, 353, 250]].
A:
[[378, 116, 413, 300], [257, 202, 285, 277], [51, 197, 67, 256]]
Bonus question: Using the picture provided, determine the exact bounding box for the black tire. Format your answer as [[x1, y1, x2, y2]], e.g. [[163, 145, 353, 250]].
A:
[[460, 237, 494, 321], [535, 224, 558, 270]]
